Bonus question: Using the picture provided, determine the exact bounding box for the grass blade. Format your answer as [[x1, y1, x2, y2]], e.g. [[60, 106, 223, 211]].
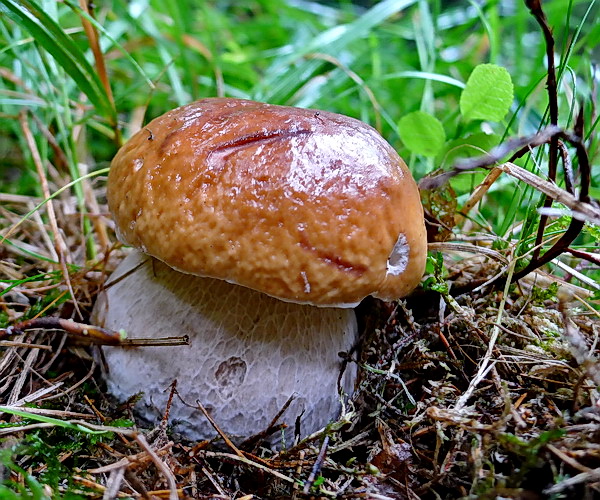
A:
[[257, 0, 418, 103], [0, 0, 115, 121]]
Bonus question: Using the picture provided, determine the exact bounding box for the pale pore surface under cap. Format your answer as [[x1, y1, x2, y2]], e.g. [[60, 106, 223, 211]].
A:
[[94, 251, 358, 442], [108, 98, 427, 306]]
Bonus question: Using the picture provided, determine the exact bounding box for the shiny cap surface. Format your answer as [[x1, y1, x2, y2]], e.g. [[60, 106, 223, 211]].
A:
[[107, 98, 426, 306]]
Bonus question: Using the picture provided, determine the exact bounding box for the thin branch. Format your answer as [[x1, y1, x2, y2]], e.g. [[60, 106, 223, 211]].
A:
[[418, 126, 561, 190], [303, 435, 330, 494], [511, 220, 585, 281], [419, 116, 594, 283], [512, 109, 591, 281], [558, 140, 575, 195], [4, 317, 124, 345], [571, 107, 591, 203], [493, 163, 598, 224], [134, 433, 178, 500], [241, 394, 295, 451], [455, 167, 502, 224], [192, 398, 245, 459], [567, 248, 600, 266], [544, 468, 600, 496], [198, 451, 295, 484], [3, 316, 189, 347], [527, 0, 560, 261]]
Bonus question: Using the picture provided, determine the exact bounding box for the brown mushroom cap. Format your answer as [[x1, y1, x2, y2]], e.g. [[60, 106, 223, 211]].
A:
[[108, 98, 426, 306]]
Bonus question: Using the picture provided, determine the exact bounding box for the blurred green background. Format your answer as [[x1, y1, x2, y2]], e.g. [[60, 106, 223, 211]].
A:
[[0, 0, 598, 244]]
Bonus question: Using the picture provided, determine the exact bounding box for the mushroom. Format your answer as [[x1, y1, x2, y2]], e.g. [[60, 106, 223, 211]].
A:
[[93, 98, 426, 442]]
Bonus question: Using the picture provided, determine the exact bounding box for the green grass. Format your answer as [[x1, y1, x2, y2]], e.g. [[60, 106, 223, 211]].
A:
[[1, 0, 597, 226]]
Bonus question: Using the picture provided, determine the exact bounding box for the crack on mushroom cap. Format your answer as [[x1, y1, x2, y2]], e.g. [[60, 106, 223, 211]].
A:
[[206, 128, 313, 169]]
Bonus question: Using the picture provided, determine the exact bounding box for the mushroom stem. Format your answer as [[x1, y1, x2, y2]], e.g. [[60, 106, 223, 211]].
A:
[[93, 251, 358, 442]]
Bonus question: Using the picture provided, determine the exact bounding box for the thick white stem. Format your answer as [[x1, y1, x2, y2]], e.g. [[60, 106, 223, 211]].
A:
[[93, 251, 358, 442]]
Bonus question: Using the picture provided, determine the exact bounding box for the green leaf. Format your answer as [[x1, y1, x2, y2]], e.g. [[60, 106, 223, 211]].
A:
[[0, 0, 115, 121], [459, 63, 514, 122], [398, 111, 446, 157], [313, 475, 325, 487]]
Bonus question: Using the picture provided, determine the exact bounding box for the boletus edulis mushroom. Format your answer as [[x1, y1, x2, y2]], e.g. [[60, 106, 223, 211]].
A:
[[93, 98, 427, 442]]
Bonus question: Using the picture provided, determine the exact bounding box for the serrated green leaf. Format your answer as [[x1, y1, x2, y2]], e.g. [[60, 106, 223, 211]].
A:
[[0, 0, 115, 121], [398, 111, 446, 157], [460, 63, 514, 122]]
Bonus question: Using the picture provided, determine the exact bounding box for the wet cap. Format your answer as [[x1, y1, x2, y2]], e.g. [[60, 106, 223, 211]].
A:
[[107, 98, 427, 306]]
